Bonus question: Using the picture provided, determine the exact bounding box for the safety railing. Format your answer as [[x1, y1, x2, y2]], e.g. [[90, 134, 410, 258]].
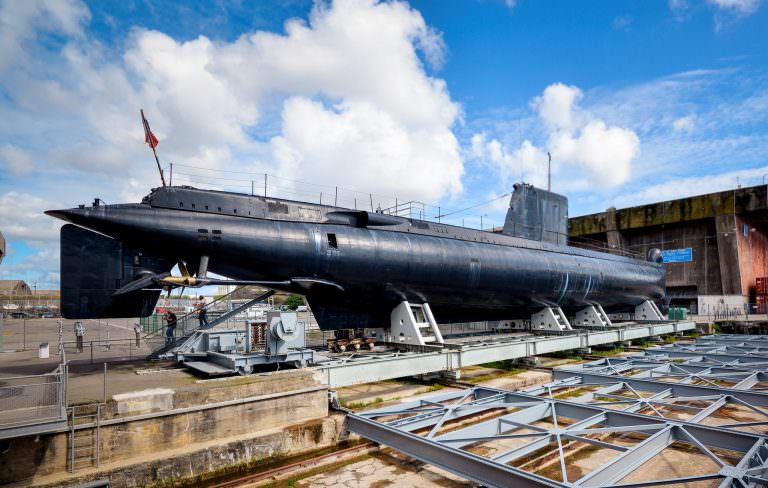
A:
[[0, 365, 67, 435], [59, 338, 155, 364]]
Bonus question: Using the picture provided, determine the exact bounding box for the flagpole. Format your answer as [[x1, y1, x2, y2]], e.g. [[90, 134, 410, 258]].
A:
[[141, 109, 166, 187]]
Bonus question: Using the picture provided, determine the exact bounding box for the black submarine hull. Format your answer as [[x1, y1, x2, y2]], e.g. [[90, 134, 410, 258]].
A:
[[48, 186, 666, 329]]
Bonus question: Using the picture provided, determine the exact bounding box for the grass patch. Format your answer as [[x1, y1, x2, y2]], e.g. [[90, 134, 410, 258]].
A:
[[340, 396, 390, 410], [466, 367, 528, 384], [480, 359, 526, 371], [663, 335, 679, 343], [632, 339, 651, 348], [590, 346, 624, 357], [553, 387, 592, 399]]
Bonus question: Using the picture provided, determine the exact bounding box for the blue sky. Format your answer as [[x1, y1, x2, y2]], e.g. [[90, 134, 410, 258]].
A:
[[0, 0, 766, 288]]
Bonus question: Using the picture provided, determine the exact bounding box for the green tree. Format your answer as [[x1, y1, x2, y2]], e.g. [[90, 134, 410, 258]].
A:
[[283, 294, 304, 310]]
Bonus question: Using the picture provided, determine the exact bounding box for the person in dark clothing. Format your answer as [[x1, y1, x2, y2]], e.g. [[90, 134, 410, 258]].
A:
[[164, 311, 177, 345], [196, 296, 209, 328]]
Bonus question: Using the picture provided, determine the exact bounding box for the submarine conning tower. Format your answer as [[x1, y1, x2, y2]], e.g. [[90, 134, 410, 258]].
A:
[[502, 183, 568, 246]]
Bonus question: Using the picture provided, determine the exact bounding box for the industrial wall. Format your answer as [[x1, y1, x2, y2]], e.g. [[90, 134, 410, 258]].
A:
[[1, 370, 336, 487], [737, 214, 768, 300], [568, 184, 768, 313]]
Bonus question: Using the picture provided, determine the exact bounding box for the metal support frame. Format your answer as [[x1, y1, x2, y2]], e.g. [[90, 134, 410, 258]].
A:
[[643, 335, 768, 366], [532, 306, 572, 331], [349, 385, 768, 488], [317, 320, 694, 387], [635, 300, 665, 321], [387, 301, 444, 346], [573, 304, 613, 328]]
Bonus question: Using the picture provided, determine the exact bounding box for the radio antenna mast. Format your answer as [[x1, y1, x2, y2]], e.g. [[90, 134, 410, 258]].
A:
[[547, 152, 551, 192]]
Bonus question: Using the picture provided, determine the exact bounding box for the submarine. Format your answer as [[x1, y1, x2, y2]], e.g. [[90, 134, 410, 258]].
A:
[[46, 182, 666, 339]]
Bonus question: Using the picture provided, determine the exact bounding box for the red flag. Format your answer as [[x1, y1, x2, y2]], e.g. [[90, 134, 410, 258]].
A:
[[141, 110, 159, 149], [140, 109, 167, 186], [145, 126, 159, 148]]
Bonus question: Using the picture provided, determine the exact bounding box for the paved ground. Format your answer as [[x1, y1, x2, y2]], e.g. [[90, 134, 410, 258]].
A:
[[0, 317, 148, 376], [295, 450, 477, 488]]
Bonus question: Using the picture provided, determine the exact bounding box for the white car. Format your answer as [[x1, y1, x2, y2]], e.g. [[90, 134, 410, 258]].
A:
[[296, 305, 308, 312]]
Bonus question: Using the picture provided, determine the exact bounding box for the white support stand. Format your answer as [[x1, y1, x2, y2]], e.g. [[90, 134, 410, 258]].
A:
[[531, 306, 572, 331], [635, 300, 665, 321], [573, 304, 613, 327], [388, 302, 444, 346]]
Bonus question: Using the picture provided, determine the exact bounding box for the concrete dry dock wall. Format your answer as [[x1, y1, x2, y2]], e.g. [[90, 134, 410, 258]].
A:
[[1, 370, 337, 487]]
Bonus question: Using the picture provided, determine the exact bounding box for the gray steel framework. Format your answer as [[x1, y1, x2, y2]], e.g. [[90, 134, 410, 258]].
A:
[[316, 320, 694, 387], [348, 386, 768, 487], [556, 356, 768, 390], [348, 336, 768, 487], [643, 335, 768, 365]]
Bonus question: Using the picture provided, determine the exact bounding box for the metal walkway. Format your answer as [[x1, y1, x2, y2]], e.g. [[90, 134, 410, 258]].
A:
[[348, 334, 768, 488]]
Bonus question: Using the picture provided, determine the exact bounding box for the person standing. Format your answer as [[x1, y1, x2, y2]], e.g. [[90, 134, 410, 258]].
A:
[[164, 311, 177, 345], [196, 296, 209, 328], [74, 321, 85, 353], [133, 323, 142, 348]]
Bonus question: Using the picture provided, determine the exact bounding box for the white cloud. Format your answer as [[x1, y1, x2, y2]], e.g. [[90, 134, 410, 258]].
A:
[[0, 0, 90, 73], [612, 15, 633, 30], [0, 192, 62, 243], [670, 0, 760, 27], [0, 245, 60, 287], [533, 83, 584, 132], [0, 144, 35, 175], [706, 0, 760, 13], [273, 97, 462, 202], [504, 0, 517, 10], [1, 0, 462, 207], [471, 133, 549, 187], [475, 83, 639, 189], [673, 115, 696, 132]]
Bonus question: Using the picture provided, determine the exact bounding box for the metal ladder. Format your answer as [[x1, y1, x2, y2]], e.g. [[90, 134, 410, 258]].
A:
[[68, 403, 101, 473]]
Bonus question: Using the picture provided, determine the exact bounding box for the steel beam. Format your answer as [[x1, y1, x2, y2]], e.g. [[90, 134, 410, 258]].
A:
[[316, 321, 695, 387], [348, 385, 768, 488]]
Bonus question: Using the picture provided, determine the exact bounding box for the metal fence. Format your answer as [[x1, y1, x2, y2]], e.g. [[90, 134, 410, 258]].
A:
[[60, 338, 158, 364], [0, 365, 66, 431]]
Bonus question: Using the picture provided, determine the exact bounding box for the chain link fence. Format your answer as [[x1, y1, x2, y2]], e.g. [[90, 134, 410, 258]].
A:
[[0, 365, 66, 431]]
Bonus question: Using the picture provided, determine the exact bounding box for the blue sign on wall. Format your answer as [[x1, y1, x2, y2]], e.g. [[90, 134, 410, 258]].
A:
[[660, 247, 693, 263]]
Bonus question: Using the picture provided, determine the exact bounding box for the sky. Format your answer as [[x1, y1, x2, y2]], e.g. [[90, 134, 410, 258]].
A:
[[0, 0, 766, 289]]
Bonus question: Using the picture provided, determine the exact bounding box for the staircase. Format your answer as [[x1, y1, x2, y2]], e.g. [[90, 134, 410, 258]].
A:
[[148, 289, 276, 359]]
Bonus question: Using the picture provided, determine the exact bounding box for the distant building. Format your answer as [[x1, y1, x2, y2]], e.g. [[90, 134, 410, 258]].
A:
[[1, 280, 32, 310], [0, 281, 60, 311], [0, 280, 31, 296], [568, 184, 768, 314]]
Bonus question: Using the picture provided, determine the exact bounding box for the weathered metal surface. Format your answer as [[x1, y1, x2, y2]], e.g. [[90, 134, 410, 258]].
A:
[[47, 185, 667, 330], [502, 183, 568, 245], [569, 184, 768, 236]]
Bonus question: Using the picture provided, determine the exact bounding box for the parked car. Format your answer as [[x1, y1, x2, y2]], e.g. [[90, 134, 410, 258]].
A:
[[296, 305, 308, 312], [9, 311, 34, 319]]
